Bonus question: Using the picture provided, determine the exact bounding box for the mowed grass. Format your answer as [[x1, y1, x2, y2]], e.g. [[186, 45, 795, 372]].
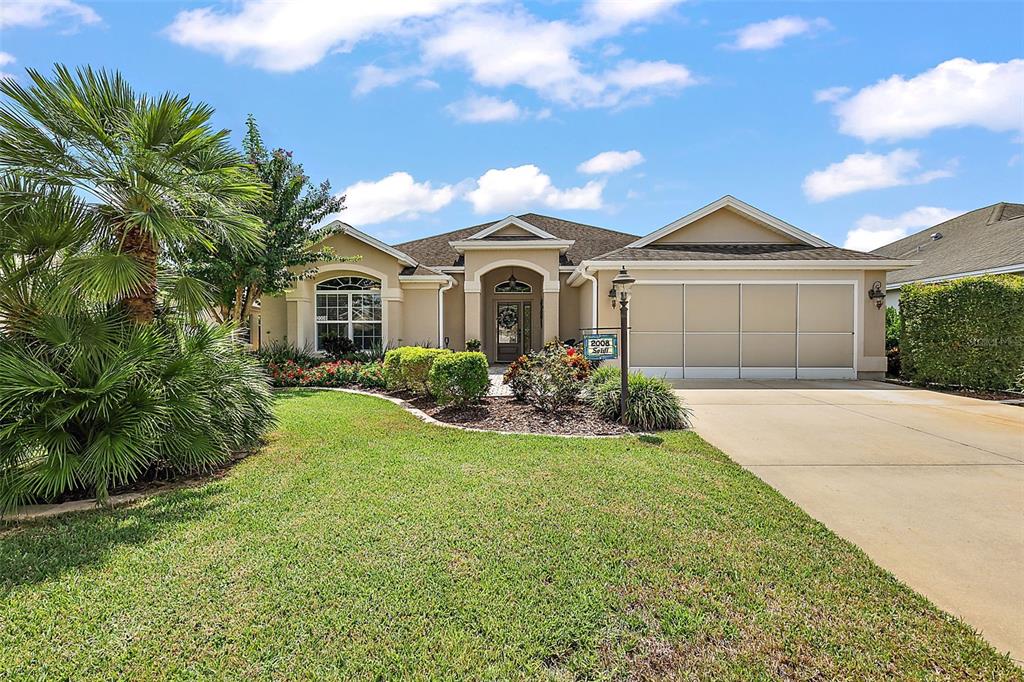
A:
[[1, 391, 1019, 680]]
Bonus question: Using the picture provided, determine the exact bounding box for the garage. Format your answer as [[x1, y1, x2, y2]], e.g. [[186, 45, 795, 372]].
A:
[[629, 281, 856, 379]]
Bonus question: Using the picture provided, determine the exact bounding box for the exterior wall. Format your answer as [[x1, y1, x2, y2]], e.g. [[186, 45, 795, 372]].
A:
[[442, 273, 465, 350], [254, 295, 287, 347], [859, 269, 887, 378], [402, 286, 441, 347], [558, 273, 581, 342], [651, 208, 798, 245]]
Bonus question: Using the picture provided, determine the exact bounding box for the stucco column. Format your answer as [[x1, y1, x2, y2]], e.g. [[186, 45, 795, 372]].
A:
[[542, 280, 559, 343], [464, 283, 482, 347], [292, 299, 310, 349]]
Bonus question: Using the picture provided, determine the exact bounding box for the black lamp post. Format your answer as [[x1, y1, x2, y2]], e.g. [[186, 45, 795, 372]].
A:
[[609, 266, 635, 425]]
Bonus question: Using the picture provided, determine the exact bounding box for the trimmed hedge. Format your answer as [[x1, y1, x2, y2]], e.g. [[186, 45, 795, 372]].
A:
[[900, 275, 1024, 390], [383, 346, 450, 395], [428, 352, 489, 406]]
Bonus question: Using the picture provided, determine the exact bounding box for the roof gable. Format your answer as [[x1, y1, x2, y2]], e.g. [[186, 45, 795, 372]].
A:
[[319, 220, 418, 266], [629, 196, 832, 249], [466, 215, 558, 240]]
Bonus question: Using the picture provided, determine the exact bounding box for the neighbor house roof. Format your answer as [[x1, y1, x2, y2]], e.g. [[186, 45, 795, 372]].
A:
[[395, 213, 638, 268], [873, 202, 1024, 286]]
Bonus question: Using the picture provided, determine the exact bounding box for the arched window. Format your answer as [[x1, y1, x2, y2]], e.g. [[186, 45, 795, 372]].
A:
[[315, 276, 382, 351], [494, 277, 532, 294]]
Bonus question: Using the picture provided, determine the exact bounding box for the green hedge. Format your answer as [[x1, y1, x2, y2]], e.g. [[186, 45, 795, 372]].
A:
[[382, 346, 450, 395], [900, 275, 1024, 390], [428, 352, 489, 406]]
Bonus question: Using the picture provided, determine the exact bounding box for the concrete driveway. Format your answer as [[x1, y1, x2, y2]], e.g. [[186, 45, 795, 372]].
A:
[[672, 379, 1024, 661]]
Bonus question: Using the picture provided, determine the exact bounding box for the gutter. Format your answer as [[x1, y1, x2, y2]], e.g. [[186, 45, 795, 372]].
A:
[[438, 276, 456, 348], [579, 267, 599, 332]]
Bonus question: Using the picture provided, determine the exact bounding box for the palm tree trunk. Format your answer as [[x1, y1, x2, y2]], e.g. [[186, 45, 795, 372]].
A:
[[120, 225, 158, 323]]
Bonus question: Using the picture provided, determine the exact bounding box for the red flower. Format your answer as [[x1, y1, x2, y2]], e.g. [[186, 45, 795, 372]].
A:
[[566, 347, 576, 356]]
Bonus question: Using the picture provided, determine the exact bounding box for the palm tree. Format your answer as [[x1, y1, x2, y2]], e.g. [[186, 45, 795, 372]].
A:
[[0, 65, 265, 322]]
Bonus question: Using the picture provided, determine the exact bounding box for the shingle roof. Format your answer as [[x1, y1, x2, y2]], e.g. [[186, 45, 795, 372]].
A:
[[399, 264, 446, 276], [873, 202, 1024, 284], [394, 213, 638, 268], [590, 244, 894, 262]]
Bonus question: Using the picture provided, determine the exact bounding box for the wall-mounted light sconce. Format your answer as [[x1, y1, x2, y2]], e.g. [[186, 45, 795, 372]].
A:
[[868, 281, 885, 309]]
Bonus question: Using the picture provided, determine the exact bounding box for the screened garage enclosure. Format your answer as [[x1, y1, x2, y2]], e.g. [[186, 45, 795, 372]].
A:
[[628, 282, 856, 379]]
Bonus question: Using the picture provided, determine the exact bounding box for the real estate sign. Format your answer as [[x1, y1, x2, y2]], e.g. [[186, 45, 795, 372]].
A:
[[582, 334, 618, 361]]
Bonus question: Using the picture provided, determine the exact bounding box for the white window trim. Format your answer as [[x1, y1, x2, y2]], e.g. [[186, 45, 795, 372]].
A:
[[315, 278, 384, 352], [494, 278, 533, 294]]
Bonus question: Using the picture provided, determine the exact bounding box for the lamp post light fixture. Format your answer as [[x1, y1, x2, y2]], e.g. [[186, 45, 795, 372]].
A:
[[609, 266, 636, 425]]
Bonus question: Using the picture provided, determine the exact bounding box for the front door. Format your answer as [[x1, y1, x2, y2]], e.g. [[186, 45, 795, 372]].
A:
[[496, 302, 522, 362]]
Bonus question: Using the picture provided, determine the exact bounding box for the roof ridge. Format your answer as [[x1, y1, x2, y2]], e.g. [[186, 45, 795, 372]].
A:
[[517, 212, 638, 238]]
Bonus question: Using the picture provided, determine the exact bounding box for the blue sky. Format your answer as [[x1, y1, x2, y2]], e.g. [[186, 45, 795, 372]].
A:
[[2, 0, 1022, 249]]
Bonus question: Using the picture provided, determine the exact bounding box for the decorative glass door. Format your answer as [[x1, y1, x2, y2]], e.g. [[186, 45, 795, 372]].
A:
[[496, 302, 521, 362]]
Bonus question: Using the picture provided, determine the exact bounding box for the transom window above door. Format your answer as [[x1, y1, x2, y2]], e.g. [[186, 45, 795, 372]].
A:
[[315, 276, 382, 351], [494, 277, 532, 293]]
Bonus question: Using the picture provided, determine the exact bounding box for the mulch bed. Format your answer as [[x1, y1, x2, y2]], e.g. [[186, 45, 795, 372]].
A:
[[407, 395, 631, 436], [882, 378, 1024, 405]]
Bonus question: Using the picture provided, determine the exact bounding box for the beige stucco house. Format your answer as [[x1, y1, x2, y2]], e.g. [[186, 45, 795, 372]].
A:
[[254, 196, 917, 380]]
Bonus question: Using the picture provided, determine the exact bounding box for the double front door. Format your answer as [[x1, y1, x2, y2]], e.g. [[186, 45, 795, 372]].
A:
[[496, 301, 532, 362]]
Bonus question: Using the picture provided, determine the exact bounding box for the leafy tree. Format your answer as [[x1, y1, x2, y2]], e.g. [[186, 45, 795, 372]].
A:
[[183, 115, 350, 325], [0, 65, 265, 323]]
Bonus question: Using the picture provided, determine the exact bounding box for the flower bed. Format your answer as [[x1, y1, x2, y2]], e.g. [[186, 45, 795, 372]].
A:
[[262, 342, 693, 435]]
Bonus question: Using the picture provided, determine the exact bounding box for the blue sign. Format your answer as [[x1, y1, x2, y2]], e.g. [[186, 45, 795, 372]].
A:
[[582, 334, 618, 360]]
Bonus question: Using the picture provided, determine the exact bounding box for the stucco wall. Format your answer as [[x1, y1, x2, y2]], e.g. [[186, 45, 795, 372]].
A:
[[442, 273, 465, 350], [254, 295, 287, 347], [402, 287, 441, 347], [558, 273, 581, 342], [651, 208, 798, 245]]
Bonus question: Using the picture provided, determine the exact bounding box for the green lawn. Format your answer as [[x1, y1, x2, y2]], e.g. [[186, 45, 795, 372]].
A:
[[1, 390, 1019, 680]]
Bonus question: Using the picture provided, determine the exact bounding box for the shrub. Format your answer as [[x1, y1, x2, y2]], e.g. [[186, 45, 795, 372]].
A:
[[589, 364, 620, 387], [588, 372, 691, 431], [502, 354, 532, 401], [900, 275, 1024, 390], [298, 361, 359, 387], [383, 347, 415, 390], [885, 306, 901, 351], [428, 352, 489, 406], [356, 362, 387, 389], [512, 342, 591, 412], [401, 347, 451, 395], [0, 313, 275, 512], [255, 339, 319, 368], [465, 338, 482, 352], [320, 333, 358, 361]]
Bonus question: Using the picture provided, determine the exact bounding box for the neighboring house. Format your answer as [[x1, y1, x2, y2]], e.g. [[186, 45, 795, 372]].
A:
[[874, 202, 1024, 308], [256, 195, 915, 379]]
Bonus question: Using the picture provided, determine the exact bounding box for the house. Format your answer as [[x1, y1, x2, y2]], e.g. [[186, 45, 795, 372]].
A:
[[255, 195, 917, 379], [873, 202, 1024, 308]]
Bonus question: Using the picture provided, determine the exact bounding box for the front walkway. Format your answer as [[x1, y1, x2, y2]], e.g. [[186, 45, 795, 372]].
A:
[[488, 364, 511, 396], [673, 379, 1024, 661]]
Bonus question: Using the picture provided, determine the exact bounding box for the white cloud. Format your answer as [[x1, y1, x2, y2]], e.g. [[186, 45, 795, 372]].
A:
[[466, 165, 604, 213], [445, 95, 524, 123], [577, 150, 645, 174], [340, 172, 457, 225], [0, 52, 14, 80], [843, 206, 961, 251], [831, 58, 1024, 141], [726, 16, 831, 51], [421, 7, 697, 108], [583, 0, 682, 28], [165, 0, 471, 72], [802, 149, 954, 202], [813, 85, 850, 103], [415, 78, 440, 90], [165, 0, 697, 110], [0, 0, 99, 29], [448, 94, 528, 122], [0, 0, 99, 28]]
